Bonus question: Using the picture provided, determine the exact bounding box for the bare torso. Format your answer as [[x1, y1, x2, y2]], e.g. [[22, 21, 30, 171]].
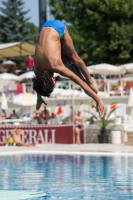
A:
[[74, 114, 83, 125], [12, 134, 22, 144], [34, 27, 63, 74]]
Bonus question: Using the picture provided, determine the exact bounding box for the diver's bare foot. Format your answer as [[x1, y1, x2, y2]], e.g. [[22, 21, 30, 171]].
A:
[[36, 97, 47, 110], [89, 77, 98, 94]]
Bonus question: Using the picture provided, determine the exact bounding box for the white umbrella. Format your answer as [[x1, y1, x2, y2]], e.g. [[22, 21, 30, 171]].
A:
[[97, 91, 109, 98], [1, 93, 8, 110], [87, 63, 126, 95], [0, 73, 18, 81], [59, 75, 69, 80], [18, 71, 60, 81], [60, 89, 81, 96], [18, 71, 35, 81], [121, 63, 133, 73], [79, 92, 88, 97], [13, 93, 36, 106], [87, 65, 95, 74], [93, 63, 126, 75], [2, 60, 16, 65], [52, 88, 63, 95], [79, 91, 109, 98], [54, 73, 60, 77], [128, 87, 133, 118]]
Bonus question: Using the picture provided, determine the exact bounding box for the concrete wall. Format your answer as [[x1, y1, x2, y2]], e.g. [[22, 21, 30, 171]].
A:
[[84, 124, 133, 145]]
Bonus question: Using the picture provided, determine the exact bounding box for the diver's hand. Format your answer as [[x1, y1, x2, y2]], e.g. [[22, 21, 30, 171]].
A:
[[36, 96, 47, 110], [96, 99, 105, 117]]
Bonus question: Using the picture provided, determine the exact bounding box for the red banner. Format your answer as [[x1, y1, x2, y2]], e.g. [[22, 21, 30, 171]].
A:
[[0, 125, 84, 146]]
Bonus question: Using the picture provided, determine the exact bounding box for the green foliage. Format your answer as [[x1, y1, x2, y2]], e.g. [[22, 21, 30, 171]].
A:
[[0, 0, 38, 44], [25, 23, 39, 44], [86, 107, 117, 135], [50, 0, 133, 64]]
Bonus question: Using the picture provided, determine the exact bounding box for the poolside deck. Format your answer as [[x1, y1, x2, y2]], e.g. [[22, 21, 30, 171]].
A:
[[0, 143, 133, 155]]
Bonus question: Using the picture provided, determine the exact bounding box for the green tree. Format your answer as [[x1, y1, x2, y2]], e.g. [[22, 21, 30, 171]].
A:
[[25, 23, 39, 44], [50, 0, 133, 64], [0, 0, 37, 43]]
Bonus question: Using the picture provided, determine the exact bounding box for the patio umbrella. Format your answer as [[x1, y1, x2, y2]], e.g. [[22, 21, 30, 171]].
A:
[[121, 63, 133, 73], [18, 71, 60, 81], [128, 87, 133, 118], [2, 60, 16, 65], [51, 88, 63, 96], [79, 91, 88, 98], [13, 93, 36, 106], [79, 91, 109, 98], [59, 75, 70, 80], [1, 93, 8, 110], [18, 71, 35, 81], [87, 65, 95, 74], [60, 89, 81, 97], [93, 63, 126, 75], [54, 73, 60, 77], [0, 73, 18, 81], [97, 91, 109, 98], [90, 63, 126, 94], [0, 42, 35, 58]]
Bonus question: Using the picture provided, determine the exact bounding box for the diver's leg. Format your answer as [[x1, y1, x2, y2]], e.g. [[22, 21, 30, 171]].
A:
[[61, 48, 92, 95], [75, 127, 81, 145], [61, 47, 86, 81], [61, 28, 98, 93]]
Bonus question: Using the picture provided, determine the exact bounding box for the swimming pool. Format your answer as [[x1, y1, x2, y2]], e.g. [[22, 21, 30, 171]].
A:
[[0, 154, 133, 200]]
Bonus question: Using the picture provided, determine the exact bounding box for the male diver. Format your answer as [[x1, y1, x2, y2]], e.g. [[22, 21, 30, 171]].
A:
[[33, 20, 105, 117]]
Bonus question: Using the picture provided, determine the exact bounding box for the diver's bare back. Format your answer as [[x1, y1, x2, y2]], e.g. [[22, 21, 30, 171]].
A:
[[34, 27, 62, 73]]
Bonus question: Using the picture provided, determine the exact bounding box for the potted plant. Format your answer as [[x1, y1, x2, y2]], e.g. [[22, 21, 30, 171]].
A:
[[86, 108, 117, 143]]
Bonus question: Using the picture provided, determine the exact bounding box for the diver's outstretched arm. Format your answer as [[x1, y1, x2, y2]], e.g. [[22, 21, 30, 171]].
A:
[[55, 64, 105, 117]]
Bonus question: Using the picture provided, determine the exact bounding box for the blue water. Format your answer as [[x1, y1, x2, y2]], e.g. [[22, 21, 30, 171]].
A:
[[0, 154, 133, 200]]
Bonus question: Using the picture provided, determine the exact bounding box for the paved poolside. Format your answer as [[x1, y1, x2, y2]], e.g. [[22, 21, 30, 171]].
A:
[[0, 143, 133, 155]]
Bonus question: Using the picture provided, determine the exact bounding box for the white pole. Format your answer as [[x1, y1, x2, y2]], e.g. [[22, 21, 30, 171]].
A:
[[69, 81, 71, 90], [107, 79, 110, 95], [72, 91, 75, 144], [104, 77, 107, 93], [131, 107, 133, 119], [120, 74, 123, 96]]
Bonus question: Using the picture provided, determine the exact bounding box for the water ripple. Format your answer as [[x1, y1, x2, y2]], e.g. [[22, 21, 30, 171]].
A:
[[0, 154, 133, 199]]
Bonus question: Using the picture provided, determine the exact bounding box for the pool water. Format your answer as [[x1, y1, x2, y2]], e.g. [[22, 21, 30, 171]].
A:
[[0, 154, 133, 200]]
